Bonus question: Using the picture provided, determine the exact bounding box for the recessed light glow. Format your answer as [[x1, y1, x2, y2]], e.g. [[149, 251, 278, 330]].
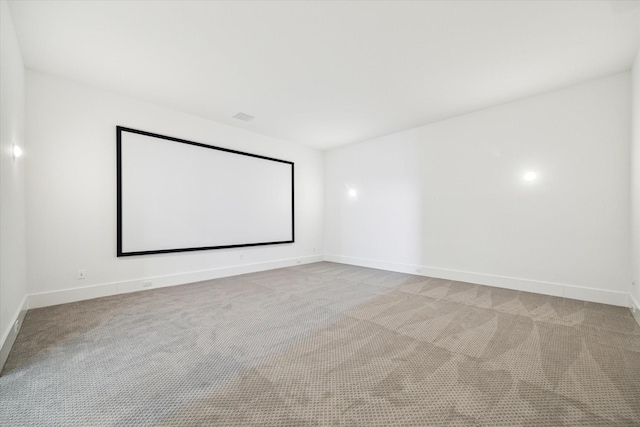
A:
[[348, 188, 357, 197], [13, 145, 23, 159], [523, 171, 537, 182]]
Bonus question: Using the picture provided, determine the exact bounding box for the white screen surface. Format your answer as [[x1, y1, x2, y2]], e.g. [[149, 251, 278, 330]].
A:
[[117, 128, 294, 256]]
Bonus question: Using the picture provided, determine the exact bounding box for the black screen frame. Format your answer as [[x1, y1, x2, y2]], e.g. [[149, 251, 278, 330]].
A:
[[116, 126, 295, 257]]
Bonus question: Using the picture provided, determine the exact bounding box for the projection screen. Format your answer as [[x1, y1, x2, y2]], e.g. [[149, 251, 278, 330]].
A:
[[117, 127, 294, 256]]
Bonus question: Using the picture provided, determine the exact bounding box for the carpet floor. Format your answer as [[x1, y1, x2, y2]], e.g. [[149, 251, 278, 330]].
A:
[[1, 262, 639, 426]]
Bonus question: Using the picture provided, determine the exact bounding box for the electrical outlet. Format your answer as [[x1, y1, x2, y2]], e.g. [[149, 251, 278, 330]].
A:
[[240, 253, 243, 259], [142, 281, 152, 288], [77, 270, 86, 279], [312, 247, 316, 253], [14, 319, 20, 333]]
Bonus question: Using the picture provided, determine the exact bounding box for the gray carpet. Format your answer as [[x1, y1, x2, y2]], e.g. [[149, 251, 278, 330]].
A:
[[1, 262, 639, 426]]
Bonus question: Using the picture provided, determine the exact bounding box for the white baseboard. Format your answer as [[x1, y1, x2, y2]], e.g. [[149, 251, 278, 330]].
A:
[[630, 292, 640, 327], [19, 253, 636, 319], [1, 294, 29, 372], [28, 255, 324, 309], [324, 254, 629, 307]]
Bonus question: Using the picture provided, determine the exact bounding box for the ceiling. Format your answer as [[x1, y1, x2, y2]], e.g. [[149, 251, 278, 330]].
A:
[[7, 0, 640, 151]]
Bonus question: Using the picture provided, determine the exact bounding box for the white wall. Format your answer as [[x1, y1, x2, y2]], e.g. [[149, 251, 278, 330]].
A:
[[0, 1, 28, 353], [325, 73, 631, 306], [631, 46, 640, 314], [26, 71, 324, 307]]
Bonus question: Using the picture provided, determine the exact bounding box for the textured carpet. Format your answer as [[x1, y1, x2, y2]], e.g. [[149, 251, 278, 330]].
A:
[[1, 262, 639, 426]]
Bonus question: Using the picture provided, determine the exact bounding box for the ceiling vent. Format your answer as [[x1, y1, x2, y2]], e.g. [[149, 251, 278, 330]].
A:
[[232, 112, 254, 122]]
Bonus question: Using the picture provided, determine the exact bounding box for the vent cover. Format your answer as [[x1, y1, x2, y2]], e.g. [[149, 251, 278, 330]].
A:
[[232, 112, 255, 121]]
